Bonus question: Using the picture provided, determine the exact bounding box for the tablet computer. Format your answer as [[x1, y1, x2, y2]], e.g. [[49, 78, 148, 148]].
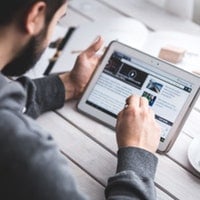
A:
[[77, 41, 200, 153]]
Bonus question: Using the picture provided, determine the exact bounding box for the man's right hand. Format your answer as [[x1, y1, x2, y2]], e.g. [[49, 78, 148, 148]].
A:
[[116, 95, 161, 154]]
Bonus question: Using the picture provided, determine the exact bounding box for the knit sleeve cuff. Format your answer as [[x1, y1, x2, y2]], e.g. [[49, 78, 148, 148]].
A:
[[33, 75, 65, 113], [117, 147, 158, 179]]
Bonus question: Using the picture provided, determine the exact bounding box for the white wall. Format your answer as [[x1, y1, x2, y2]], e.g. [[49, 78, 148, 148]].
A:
[[147, 0, 194, 19], [147, 0, 200, 24], [193, 0, 200, 24], [147, 0, 165, 7]]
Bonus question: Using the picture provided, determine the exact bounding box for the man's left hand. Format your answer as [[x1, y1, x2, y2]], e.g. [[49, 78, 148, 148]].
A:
[[59, 36, 104, 100]]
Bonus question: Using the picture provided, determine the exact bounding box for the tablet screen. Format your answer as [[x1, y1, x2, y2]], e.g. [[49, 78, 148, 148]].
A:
[[86, 51, 192, 142]]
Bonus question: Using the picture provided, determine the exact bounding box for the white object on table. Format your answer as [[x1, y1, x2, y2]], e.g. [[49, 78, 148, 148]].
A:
[[188, 136, 200, 173]]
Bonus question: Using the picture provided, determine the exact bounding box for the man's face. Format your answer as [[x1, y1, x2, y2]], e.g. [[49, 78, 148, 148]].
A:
[[2, 3, 67, 77]]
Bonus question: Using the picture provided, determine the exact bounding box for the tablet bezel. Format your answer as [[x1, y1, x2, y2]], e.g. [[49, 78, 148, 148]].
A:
[[77, 41, 200, 153]]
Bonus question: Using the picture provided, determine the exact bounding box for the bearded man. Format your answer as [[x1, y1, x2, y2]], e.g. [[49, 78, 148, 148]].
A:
[[0, 1, 160, 199]]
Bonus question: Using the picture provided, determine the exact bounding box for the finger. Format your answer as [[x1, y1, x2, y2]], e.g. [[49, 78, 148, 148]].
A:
[[140, 97, 149, 108], [117, 110, 123, 119], [126, 95, 140, 107], [149, 108, 156, 119], [124, 103, 129, 109], [95, 54, 103, 65], [84, 36, 104, 58]]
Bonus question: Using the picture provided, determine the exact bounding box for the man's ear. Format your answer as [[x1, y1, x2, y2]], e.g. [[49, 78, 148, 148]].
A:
[[25, 2, 47, 35]]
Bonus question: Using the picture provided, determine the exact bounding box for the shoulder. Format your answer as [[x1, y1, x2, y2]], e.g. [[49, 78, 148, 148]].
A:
[[0, 109, 81, 200], [0, 108, 43, 137], [0, 108, 57, 160]]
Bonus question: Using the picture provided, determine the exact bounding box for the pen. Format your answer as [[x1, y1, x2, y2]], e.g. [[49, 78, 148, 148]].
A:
[[44, 27, 76, 75], [71, 50, 83, 54]]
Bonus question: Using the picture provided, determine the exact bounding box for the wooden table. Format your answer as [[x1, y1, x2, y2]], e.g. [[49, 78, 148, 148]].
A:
[[37, 1, 200, 199]]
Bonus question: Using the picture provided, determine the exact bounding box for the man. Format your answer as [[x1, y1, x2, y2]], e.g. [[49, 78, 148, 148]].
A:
[[0, 0, 161, 199]]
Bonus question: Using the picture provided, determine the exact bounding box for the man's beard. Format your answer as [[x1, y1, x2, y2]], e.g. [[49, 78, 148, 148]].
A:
[[2, 27, 47, 77]]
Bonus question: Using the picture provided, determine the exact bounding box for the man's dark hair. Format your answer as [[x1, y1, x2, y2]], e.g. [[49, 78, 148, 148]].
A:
[[0, 0, 66, 27]]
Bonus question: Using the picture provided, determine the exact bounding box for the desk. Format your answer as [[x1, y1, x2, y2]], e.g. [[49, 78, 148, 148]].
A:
[[37, 0, 200, 199]]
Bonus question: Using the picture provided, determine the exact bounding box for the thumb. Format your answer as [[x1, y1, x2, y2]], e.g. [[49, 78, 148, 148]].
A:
[[85, 36, 104, 58]]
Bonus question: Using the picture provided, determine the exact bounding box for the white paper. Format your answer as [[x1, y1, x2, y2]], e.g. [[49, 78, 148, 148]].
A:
[[51, 17, 149, 73], [29, 17, 200, 78]]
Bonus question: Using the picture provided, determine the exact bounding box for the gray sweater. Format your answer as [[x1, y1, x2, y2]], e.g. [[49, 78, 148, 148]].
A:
[[0, 73, 158, 200]]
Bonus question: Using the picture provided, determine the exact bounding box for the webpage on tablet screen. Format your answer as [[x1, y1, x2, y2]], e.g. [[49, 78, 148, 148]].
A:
[[86, 51, 192, 141]]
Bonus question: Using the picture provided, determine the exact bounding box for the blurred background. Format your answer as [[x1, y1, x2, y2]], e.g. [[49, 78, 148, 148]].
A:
[[148, 0, 200, 24], [28, 0, 200, 78]]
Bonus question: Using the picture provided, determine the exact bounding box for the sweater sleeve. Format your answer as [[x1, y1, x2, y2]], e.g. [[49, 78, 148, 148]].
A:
[[105, 147, 158, 200], [16, 75, 65, 118]]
